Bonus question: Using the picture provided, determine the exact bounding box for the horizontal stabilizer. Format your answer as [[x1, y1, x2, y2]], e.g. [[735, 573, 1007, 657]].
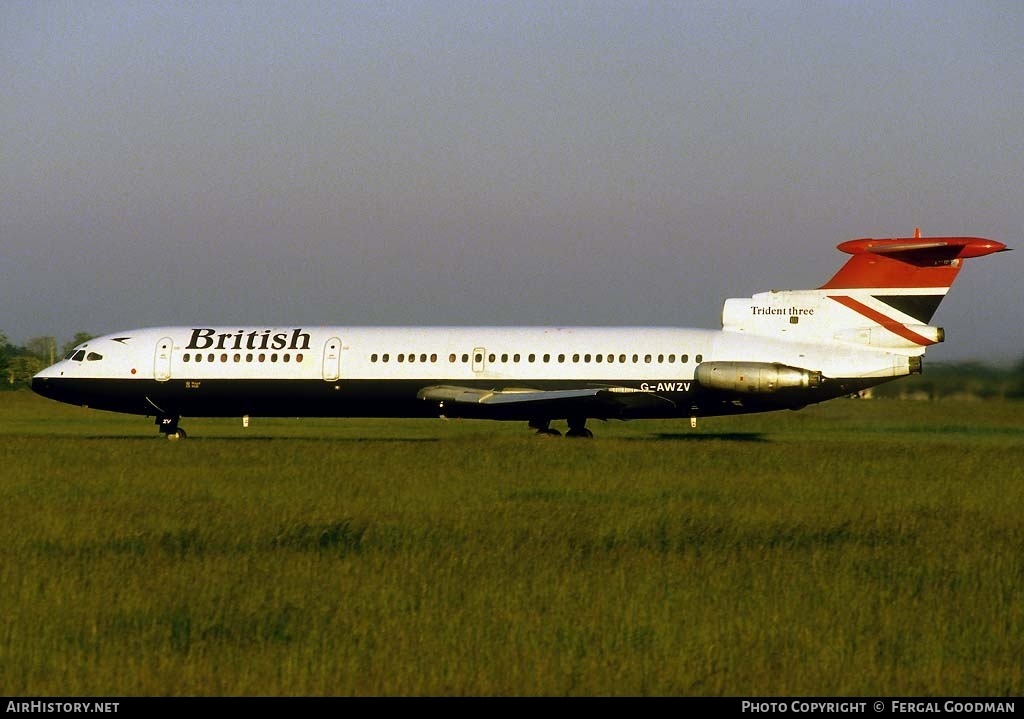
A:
[[822, 235, 1007, 289]]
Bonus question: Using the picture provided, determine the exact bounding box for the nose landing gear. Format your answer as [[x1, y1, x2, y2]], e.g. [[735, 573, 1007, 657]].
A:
[[156, 415, 187, 440]]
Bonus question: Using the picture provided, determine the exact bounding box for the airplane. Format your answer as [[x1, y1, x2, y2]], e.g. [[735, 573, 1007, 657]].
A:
[[32, 231, 1007, 439]]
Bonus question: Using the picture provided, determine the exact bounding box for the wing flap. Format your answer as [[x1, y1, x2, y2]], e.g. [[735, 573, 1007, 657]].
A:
[[417, 385, 604, 405], [417, 384, 676, 418]]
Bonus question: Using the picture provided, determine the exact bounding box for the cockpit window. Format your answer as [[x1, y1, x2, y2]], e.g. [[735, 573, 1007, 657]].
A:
[[72, 350, 86, 361], [86, 352, 103, 361], [64, 349, 77, 360]]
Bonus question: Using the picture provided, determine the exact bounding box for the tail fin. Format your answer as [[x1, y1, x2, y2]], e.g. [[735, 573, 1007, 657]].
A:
[[721, 231, 1007, 354], [820, 231, 1007, 322]]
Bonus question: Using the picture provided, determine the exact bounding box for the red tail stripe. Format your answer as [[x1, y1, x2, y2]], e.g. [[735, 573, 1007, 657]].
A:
[[821, 257, 960, 289], [827, 296, 939, 346]]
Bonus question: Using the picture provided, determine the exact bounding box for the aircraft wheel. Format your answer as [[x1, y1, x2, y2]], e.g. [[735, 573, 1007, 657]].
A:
[[566, 417, 592, 438], [529, 419, 561, 437], [166, 428, 187, 440]]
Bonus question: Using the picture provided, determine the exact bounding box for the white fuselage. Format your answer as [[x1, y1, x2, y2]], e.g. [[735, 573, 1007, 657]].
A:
[[30, 234, 1006, 436], [32, 324, 913, 428]]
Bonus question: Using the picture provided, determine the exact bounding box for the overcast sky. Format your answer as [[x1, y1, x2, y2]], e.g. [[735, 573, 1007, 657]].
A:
[[2, 1, 1020, 362]]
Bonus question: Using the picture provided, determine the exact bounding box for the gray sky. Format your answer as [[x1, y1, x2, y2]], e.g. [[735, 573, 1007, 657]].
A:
[[2, 1, 1020, 362]]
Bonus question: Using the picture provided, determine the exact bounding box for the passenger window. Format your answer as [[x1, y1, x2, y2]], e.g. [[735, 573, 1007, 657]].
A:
[[247, 353, 254, 362], [462, 354, 469, 363], [696, 354, 703, 362], [271, 354, 278, 363], [195, 354, 202, 363], [619, 354, 626, 363], [544, 354, 550, 363], [283, 354, 290, 363], [644, 354, 652, 363], [233, 353, 241, 362], [595, 354, 602, 363], [208, 354, 215, 363], [296, 354, 303, 362], [449, 353, 456, 363], [513, 353, 520, 362], [183, 354, 191, 363], [430, 354, 437, 362], [558, 354, 565, 363], [488, 353, 496, 363], [681, 354, 688, 363], [258, 353, 265, 362], [382, 354, 390, 362], [668, 354, 675, 363]]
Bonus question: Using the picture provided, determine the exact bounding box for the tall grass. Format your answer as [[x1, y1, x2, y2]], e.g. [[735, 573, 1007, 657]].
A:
[[1, 391, 1021, 695]]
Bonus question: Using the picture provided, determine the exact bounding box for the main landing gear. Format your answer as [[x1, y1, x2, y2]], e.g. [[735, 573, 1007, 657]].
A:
[[529, 418, 593, 439], [566, 416, 593, 439], [530, 418, 561, 436], [156, 415, 187, 440]]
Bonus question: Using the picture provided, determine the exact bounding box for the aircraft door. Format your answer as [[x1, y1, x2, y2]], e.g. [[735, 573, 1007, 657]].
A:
[[154, 337, 173, 382], [322, 337, 341, 381], [472, 347, 486, 373]]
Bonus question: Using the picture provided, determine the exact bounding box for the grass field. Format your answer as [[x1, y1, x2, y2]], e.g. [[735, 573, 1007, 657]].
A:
[[1, 390, 1022, 696]]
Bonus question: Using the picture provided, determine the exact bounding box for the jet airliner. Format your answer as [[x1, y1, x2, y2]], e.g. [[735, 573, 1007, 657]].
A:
[[32, 232, 1007, 438]]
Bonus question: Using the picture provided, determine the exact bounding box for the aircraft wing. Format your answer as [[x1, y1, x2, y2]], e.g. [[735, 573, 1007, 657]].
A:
[[416, 384, 675, 419]]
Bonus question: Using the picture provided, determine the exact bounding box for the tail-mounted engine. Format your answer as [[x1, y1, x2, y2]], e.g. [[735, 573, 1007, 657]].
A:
[[695, 361, 822, 394]]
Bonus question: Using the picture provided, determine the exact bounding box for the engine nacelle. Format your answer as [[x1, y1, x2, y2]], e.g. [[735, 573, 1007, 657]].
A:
[[833, 324, 944, 349], [695, 361, 822, 394]]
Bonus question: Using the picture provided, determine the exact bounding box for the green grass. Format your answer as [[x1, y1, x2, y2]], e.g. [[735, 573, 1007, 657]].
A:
[[1, 391, 1022, 695]]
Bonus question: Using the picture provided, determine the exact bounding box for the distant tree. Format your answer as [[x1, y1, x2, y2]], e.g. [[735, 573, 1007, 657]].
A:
[[25, 336, 57, 365], [1009, 355, 1024, 399], [7, 354, 45, 388], [869, 360, 1022, 400], [61, 332, 96, 358], [0, 331, 11, 388]]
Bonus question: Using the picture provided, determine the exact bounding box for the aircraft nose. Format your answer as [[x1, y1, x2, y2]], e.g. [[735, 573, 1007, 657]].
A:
[[31, 375, 51, 398], [31, 363, 63, 397]]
